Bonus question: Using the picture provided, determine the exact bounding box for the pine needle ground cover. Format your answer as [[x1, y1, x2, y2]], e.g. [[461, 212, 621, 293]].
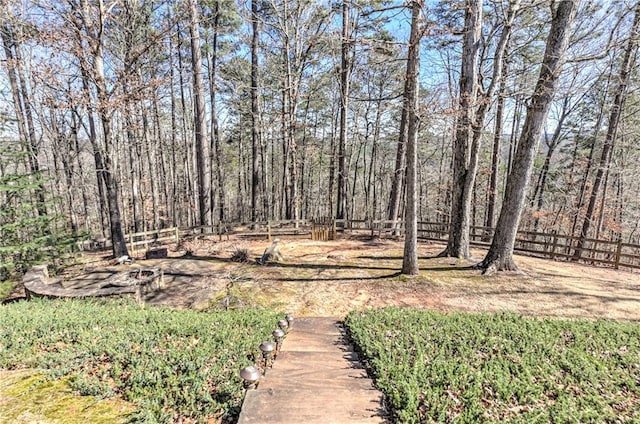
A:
[[346, 308, 640, 423], [0, 298, 279, 422]]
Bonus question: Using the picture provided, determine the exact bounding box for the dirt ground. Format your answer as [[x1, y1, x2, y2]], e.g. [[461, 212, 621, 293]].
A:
[[45, 235, 639, 321]]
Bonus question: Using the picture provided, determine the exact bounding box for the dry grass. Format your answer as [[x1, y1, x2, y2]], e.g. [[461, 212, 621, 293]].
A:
[[56, 235, 639, 321]]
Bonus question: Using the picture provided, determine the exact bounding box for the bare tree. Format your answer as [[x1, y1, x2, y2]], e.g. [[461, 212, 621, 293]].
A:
[[336, 0, 352, 221], [68, 0, 131, 258], [402, 0, 423, 276], [440, 0, 483, 259], [0, 20, 47, 217], [477, 0, 577, 273], [189, 0, 212, 228], [574, 2, 640, 259], [250, 0, 262, 224]]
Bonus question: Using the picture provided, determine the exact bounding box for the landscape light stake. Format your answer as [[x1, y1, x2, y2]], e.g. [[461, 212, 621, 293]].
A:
[[278, 319, 289, 334], [273, 328, 285, 352], [285, 313, 293, 328], [259, 341, 275, 371], [240, 365, 261, 390]]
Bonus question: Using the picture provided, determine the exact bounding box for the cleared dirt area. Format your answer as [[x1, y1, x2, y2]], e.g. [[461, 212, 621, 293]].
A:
[[51, 235, 640, 321], [4, 235, 637, 422]]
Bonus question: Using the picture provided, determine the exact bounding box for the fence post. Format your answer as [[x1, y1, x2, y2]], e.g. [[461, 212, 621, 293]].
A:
[[615, 239, 623, 270], [129, 232, 134, 256], [550, 231, 558, 260], [175, 227, 180, 245], [267, 221, 272, 241]]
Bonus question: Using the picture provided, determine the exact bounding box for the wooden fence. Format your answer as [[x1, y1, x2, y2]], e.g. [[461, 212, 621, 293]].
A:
[[94, 219, 640, 272], [172, 220, 313, 241], [311, 217, 336, 241], [336, 219, 640, 271], [127, 227, 180, 254]]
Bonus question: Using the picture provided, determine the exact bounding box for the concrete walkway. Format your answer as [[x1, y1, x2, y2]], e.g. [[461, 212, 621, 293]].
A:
[[237, 317, 388, 424]]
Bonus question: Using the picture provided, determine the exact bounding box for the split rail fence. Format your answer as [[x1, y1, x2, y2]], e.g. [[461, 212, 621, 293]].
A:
[[89, 219, 640, 272], [336, 219, 640, 271]]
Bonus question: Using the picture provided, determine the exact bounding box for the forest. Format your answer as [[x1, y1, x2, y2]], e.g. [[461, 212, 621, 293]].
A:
[[1, 0, 639, 275]]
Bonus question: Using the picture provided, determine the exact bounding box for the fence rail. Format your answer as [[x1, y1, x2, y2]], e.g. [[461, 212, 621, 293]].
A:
[[335, 219, 640, 271], [127, 227, 180, 253], [89, 219, 640, 272]]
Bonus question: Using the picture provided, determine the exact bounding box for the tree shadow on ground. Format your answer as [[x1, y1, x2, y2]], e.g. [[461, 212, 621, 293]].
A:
[[163, 255, 399, 272], [356, 255, 482, 272], [357, 254, 475, 262], [417, 265, 477, 272], [269, 261, 398, 272], [274, 272, 402, 283], [478, 288, 640, 305]]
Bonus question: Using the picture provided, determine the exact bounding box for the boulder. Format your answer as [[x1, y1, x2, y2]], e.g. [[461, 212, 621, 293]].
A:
[[257, 239, 283, 265]]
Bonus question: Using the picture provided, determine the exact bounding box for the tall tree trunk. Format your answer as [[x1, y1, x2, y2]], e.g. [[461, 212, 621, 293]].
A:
[[574, 3, 640, 259], [73, 0, 129, 258], [336, 0, 351, 220], [188, 0, 211, 228], [0, 24, 29, 153], [0, 22, 47, 216], [140, 100, 158, 231], [168, 30, 179, 227], [49, 106, 77, 234], [76, 68, 108, 236], [261, 124, 270, 219], [206, 8, 224, 224], [71, 107, 91, 233], [477, 2, 518, 240], [531, 115, 562, 206], [570, 70, 611, 239], [328, 108, 337, 218], [151, 90, 165, 230], [477, 0, 577, 273], [402, 0, 423, 276], [177, 21, 196, 227], [281, 85, 290, 219], [124, 98, 142, 233], [441, 0, 483, 259], [485, 70, 507, 232], [387, 101, 408, 227], [367, 95, 383, 221], [251, 0, 261, 224], [530, 98, 572, 231], [102, 144, 129, 257], [595, 166, 610, 241], [237, 129, 247, 222]]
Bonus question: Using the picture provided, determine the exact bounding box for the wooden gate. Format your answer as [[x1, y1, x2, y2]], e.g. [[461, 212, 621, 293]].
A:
[[311, 217, 336, 241]]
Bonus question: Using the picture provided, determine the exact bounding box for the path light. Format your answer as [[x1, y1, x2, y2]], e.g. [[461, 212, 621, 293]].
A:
[[240, 365, 260, 389], [259, 341, 275, 370], [273, 328, 285, 351], [285, 313, 294, 328], [278, 318, 289, 333]]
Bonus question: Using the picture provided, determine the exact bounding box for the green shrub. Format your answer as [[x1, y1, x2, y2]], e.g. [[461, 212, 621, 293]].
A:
[[346, 308, 640, 423], [0, 280, 12, 301], [230, 247, 250, 263], [0, 141, 80, 281], [0, 298, 279, 422]]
